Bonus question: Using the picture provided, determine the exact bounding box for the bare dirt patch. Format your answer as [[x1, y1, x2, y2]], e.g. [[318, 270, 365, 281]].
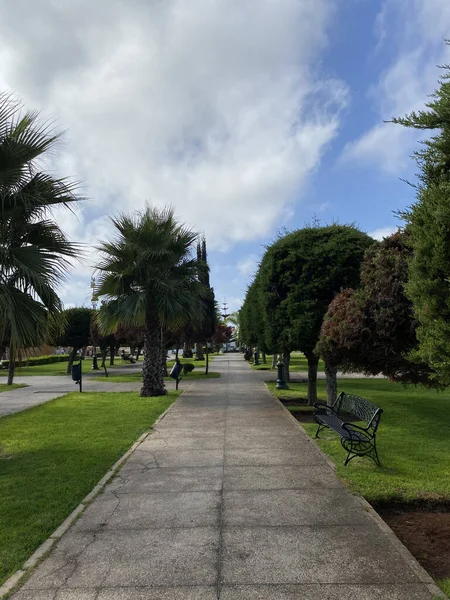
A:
[[376, 503, 450, 580]]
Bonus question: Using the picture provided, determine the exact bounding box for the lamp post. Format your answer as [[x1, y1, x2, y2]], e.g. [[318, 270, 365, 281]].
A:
[[276, 354, 289, 390], [90, 276, 99, 371], [221, 300, 230, 353]]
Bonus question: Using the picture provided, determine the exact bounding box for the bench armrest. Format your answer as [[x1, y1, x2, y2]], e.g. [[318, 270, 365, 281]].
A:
[[342, 421, 372, 439], [313, 402, 339, 417]]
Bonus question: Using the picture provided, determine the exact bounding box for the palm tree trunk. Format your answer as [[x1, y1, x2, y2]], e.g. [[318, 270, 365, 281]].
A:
[[7, 347, 15, 385], [109, 344, 115, 366], [183, 339, 193, 358], [205, 340, 209, 375], [100, 346, 107, 368], [195, 342, 204, 361], [141, 312, 167, 397]]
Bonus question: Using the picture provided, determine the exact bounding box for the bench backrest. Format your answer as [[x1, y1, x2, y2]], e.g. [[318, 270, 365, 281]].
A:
[[333, 392, 383, 433]]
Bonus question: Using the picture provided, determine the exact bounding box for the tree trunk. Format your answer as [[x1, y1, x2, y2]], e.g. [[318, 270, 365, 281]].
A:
[[306, 353, 319, 406], [325, 361, 338, 407], [183, 339, 193, 358], [109, 344, 115, 366], [100, 347, 107, 368], [205, 341, 209, 375], [141, 312, 167, 397], [67, 347, 78, 374], [195, 342, 204, 361], [283, 350, 291, 382], [262, 352, 267, 364], [130, 345, 136, 359], [7, 350, 15, 385], [271, 354, 277, 369]]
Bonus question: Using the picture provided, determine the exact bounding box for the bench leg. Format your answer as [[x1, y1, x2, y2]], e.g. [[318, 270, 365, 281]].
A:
[[344, 451, 358, 466], [341, 438, 382, 467], [314, 422, 328, 439]]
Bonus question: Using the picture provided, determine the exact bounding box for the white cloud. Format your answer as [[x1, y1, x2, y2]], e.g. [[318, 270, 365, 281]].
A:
[[237, 254, 260, 277], [0, 0, 347, 305], [341, 0, 450, 172], [368, 226, 397, 241]]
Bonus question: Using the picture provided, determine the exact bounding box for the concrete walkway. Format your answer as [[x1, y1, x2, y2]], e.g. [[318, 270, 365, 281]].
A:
[[10, 355, 439, 599]]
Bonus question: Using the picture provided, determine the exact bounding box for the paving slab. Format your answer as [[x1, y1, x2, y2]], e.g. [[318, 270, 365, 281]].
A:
[[74, 490, 221, 530], [222, 489, 371, 527], [109, 466, 223, 493], [224, 434, 320, 449], [225, 446, 326, 466], [8, 354, 439, 600], [220, 525, 420, 585], [12, 592, 98, 600], [97, 587, 217, 599], [139, 435, 225, 449], [22, 528, 219, 590], [219, 584, 436, 600], [223, 465, 344, 490]]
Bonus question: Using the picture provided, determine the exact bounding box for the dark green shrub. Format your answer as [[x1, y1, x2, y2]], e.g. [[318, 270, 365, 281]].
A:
[[1, 354, 70, 369], [182, 363, 195, 375]]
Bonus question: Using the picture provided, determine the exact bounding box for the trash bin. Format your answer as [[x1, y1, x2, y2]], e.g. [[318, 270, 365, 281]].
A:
[[169, 361, 183, 380], [72, 363, 81, 382]]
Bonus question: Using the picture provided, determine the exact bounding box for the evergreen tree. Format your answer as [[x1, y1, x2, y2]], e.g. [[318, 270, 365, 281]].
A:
[[317, 231, 434, 390], [258, 225, 373, 404], [392, 48, 450, 383]]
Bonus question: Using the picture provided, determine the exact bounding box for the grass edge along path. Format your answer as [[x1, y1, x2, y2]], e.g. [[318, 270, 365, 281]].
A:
[[267, 378, 450, 598], [0, 390, 179, 586], [0, 384, 27, 393], [252, 352, 325, 373]]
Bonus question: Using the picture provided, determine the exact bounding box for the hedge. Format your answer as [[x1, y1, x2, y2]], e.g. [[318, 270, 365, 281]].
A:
[[0, 354, 70, 369]]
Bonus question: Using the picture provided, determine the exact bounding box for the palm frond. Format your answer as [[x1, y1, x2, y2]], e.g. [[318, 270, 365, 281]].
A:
[[0, 92, 83, 356]]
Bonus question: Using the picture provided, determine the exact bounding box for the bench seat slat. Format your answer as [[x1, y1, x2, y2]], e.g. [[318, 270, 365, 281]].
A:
[[314, 414, 369, 442]]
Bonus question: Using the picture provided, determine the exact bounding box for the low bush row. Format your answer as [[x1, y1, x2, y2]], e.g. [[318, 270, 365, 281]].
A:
[[0, 354, 70, 369]]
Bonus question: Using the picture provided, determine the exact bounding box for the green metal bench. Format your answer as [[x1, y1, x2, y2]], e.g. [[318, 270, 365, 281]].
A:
[[313, 392, 383, 467]]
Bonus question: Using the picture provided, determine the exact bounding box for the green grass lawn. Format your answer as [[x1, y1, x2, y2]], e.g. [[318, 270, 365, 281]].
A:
[[0, 358, 129, 377], [0, 390, 179, 586], [253, 351, 325, 373], [0, 355, 216, 378], [91, 371, 221, 383], [268, 378, 450, 503], [0, 383, 27, 393], [166, 355, 215, 370]]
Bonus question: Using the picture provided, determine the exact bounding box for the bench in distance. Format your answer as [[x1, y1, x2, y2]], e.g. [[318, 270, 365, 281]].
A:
[[313, 392, 383, 467]]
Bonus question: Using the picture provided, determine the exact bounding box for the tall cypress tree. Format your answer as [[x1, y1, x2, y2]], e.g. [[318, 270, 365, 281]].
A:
[[392, 48, 450, 383]]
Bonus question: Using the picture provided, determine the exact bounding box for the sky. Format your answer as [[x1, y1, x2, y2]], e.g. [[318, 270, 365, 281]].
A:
[[1, 0, 449, 312]]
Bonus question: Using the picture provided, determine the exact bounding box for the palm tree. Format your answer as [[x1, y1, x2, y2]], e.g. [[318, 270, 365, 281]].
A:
[[95, 207, 201, 396], [0, 92, 82, 384]]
